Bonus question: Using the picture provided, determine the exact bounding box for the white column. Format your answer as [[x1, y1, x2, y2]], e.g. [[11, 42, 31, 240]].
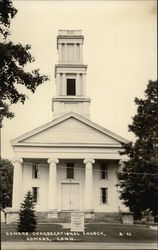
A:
[[64, 44, 67, 62], [58, 43, 62, 63], [76, 73, 80, 96], [84, 158, 95, 211], [74, 43, 77, 62], [80, 44, 83, 63], [62, 73, 66, 95], [82, 73, 86, 96], [12, 158, 23, 209], [47, 158, 59, 212], [56, 73, 60, 96]]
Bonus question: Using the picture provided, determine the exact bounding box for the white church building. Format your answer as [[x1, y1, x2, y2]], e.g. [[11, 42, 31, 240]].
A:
[[8, 30, 131, 223]]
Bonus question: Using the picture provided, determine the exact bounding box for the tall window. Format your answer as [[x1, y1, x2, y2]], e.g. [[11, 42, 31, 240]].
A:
[[100, 188, 108, 204], [67, 163, 74, 179], [67, 79, 76, 95], [32, 187, 39, 203], [100, 165, 108, 179], [32, 164, 40, 178]]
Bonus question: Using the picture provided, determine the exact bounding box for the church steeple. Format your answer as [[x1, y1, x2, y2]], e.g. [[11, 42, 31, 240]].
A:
[[52, 30, 91, 119]]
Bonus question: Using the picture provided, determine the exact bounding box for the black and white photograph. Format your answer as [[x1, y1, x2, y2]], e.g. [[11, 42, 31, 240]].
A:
[[0, 0, 157, 249]]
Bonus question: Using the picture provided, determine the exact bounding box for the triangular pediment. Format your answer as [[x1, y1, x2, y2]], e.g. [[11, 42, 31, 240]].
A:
[[11, 112, 129, 147]]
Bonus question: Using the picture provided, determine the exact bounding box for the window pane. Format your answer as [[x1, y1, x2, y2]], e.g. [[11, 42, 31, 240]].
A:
[[101, 188, 107, 204], [100, 165, 108, 179], [32, 164, 39, 178], [32, 187, 39, 203], [67, 163, 74, 179], [67, 79, 76, 95]]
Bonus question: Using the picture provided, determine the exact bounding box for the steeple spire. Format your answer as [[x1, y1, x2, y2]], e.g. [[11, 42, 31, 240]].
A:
[[52, 30, 91, 119]]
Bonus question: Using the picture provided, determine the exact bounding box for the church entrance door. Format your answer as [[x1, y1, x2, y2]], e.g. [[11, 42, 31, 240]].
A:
[[61, 183, 80, 210]]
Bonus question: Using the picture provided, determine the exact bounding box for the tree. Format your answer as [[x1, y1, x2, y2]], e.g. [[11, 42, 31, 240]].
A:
[[18, 191, 37, 232], [0, 159, 13, 209], [118, 80, 158, 221], [0, 0, 48, 127]]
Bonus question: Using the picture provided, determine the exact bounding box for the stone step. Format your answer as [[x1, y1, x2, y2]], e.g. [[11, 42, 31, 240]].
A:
[[37, 212, 121, 224], [92, 212, 121, 222]]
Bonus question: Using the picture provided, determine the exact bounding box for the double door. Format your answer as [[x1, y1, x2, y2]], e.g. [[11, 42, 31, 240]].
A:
[[61, 183, 80, 210]]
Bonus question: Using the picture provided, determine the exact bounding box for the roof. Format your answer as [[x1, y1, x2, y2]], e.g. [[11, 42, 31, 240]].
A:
[[11, 112, 129, 147]]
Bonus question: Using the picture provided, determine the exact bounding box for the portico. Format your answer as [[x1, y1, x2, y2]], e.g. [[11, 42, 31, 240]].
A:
[[11, 136, 126, 217]]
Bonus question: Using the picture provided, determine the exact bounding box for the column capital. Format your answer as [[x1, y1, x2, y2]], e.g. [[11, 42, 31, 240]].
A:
[[12, 158, 23, 164], [48, 158, 59, 165], [84, 158, 95, 165]]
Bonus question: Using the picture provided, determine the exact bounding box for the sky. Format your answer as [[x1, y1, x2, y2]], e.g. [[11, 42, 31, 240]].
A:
[[1, 0, 157, 159]]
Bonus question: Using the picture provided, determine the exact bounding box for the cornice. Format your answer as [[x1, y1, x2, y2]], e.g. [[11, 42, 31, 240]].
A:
[[11, 142, 123, 148], [52, 97, 91, 102]]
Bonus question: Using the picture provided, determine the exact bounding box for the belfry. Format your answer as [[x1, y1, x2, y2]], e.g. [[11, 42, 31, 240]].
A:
[[53, 30, 90, 119], [7, 30, 132, 224]]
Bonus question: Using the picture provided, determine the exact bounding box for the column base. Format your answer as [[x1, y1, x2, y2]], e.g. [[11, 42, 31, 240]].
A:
[[47, 210, 58, 218], [120, 211, 133, 224], [84, 210, 94, 219], [5, 208, 19, 224]]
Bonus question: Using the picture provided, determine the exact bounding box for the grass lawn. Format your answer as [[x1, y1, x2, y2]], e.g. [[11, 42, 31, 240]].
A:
[[1, 223, 157, 243]]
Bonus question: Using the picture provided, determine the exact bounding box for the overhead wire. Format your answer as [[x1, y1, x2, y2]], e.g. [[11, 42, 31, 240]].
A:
[[22, 161, 158, 176]]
